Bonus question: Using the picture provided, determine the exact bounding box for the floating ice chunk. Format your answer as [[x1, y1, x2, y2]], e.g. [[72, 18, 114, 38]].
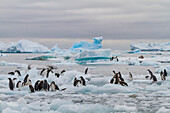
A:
[[130, 42, 170, 51], [0, 39, 50, 53], [74, 49, 112, 64], [114, 105, 137, 113], [2, 107, 21, 113], [70, 37, 103, 52], [156, 107, 170, 113], [57, 103, 114, 113]]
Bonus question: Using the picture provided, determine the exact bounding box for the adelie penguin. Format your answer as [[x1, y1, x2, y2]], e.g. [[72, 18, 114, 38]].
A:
[[50, 81, 56, 91], [38, 81, 44, 91], [73, 78, 81, 87], [164, 69, 167, 77], [60, 70, 66, 76], [46, 68, 53, 78], [160, 71, 166, 81], [16, 81, 22, 91], [15, 70, 21, 76], [34, 80, 40, 91], [118, 72, 124, 82], [80, 76, 86, 86], [8, 78, 17, 90], [23, 74, 30, 85], [55, 73, 60, 78], [29, 85, 35, 93], [43, 80, 49, 91], [40, 68, 46, 76], [147, 69, 157, 82], [85, 68, 88, 75], [8, 72, 15, 75]]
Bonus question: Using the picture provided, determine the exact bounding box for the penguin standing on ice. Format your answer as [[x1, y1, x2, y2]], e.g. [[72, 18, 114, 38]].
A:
[[160, 71, 166, 81], [16, 81, 22, 91], [60, 70, 66, 76], [46, 68, 53, 78], [80, 76, 86, 86], [85, 68, 88, 75], [29, 85, 35, 93], [147, 69, 157, 82], [129, 72, 133, 79], [23, 74, 29, 85], [50, 81, 56, 91], [8, 78, 16, 90], [73, 78, 81, 87], [118, 72, 124, 82], [40, 68, 46, 76], [15, 70, 21, 76], [43, 80, 49, 91], [164, 69, 167, 77], [34, 80, 40, 91], [38, 81, 44, 91], [55, 73, 60, 78]]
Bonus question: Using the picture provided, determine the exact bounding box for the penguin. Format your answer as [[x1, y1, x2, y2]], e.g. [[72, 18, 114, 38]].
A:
[[23, 74, 29, 85], [28, 80, 32, 85], [110, 77, 114, 84], [145, 75, 149, 80], [114, 73, 119, 84], [55, 73, 60, 78], [160, 71, 165, 81], [115, 56, 119, 62], [60, 70, 66, 76], [113, 70, 116, 74], [120, 81, 128, 86], [8, 72, 15, 75], [73, 78, 81, 87], [85, 68, 88, 75], [55, 84, 60, 90], [8, 78, 14, 90], [40, 68, 46, 76], [15, 70, 21, 76], [38, 81, 44, 91], [147, 69, 153, 79], [80, 76, 86, 86], [28, 64, 31, 70], [129, 72, 133, 79], [151, 75, 157, 82], [164, 69, 167, 77], [118, 72, 124, 82], [50, 81, 56, 91], [46, 68, 53, 78], [110, 57, 114, 61], [34, 80, 40, 91], [29, 85, 35, 93], [16, 81, 22, 91], [43, 80, 49, 91]]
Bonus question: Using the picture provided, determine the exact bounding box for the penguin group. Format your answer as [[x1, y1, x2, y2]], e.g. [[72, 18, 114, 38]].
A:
[[110, 71, 128, 86]]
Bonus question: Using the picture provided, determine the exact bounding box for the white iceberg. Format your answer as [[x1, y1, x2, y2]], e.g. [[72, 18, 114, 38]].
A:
[[0, 39, 50, 53], [70, 37, 103, 52], [130, 42, 170, 51]]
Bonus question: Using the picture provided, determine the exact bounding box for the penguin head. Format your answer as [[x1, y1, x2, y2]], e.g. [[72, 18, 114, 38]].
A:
[[13, 78, 17, 81]]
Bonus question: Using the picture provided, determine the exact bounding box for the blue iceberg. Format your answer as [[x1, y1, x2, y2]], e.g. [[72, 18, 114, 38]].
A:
[[70, 37, 103, 52]]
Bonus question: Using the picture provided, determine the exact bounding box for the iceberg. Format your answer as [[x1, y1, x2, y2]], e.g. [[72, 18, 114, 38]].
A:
[[74, 49, 112, 64], [0, 39, 50, 53], [70, 37, 103, 52], [130, 42, 170, 51]]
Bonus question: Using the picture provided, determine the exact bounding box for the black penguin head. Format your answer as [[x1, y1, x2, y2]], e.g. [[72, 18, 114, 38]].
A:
[[13, 78, 17, 81], [26, 74, 29, 77]]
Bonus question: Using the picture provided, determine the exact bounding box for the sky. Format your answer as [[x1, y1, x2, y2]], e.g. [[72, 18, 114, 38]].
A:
[[0, 0, 170, 40]]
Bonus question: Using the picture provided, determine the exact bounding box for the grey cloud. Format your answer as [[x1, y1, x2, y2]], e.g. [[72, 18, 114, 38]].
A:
[[0, 0, 170, 39]]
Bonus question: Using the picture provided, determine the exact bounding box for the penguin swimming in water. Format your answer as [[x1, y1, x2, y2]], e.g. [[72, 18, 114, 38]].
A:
[[29, 85, 35, 93], [85, 68, 88, 75], [34, 80, 40, 91], [16, 81, 22, 91], [15, 70, 21, 76], [8, 78, 16, 90], [23, 74, 29, 85], [73, 78, 81, 87], [80, 76, 86, 86]]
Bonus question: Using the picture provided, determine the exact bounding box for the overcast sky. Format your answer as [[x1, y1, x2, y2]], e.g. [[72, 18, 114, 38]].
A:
[[0, 0, 170, 39]]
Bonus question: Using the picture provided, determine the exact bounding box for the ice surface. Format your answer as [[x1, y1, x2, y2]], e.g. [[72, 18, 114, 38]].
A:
[[130, 42, 170, 51], [70, 37, 103, 52], [0, 39, 50, 53]]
